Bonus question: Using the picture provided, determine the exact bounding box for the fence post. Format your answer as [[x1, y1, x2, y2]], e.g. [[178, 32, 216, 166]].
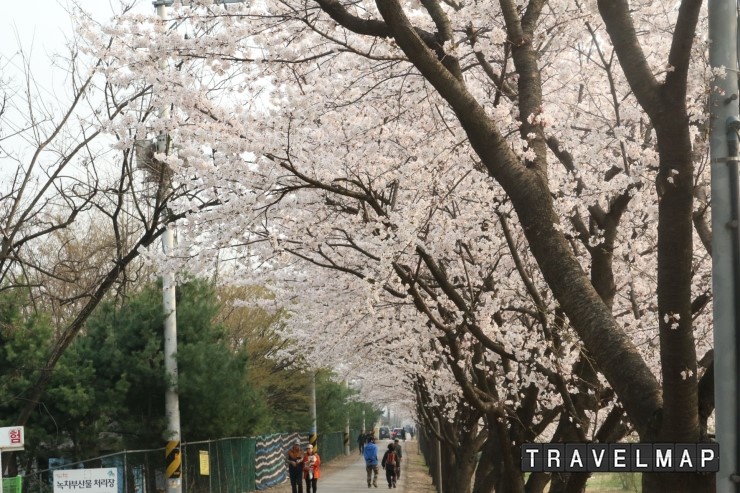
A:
[[436, 434, 442, 493]]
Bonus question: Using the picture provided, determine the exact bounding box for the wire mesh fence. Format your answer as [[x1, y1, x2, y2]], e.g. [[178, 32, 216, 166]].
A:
[[16, 430, 358, 493], [314, 431, 345, 464]]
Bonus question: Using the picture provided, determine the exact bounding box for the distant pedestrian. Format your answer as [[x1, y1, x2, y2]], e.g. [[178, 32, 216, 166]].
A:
[[393, 438, 403, 478], [286, 442, 304, 493], [381, 443, 398, 488], [357, 432, 365, 454], [303, 444, 321, 493], [363, 436, 379, 488]]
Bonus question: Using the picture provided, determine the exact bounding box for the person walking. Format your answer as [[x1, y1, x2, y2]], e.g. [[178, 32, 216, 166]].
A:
[[286, 442, 304, 493], [363, 436, 379, 488], [380, 443, 398, 489], [392, 438, 403, 479], [302, 444, 321, 493], [357, 431, 366, 455]]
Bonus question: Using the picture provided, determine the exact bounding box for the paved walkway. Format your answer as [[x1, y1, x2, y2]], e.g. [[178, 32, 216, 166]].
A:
[[317, 440, 404, 492], [271, 439, 435, 493]]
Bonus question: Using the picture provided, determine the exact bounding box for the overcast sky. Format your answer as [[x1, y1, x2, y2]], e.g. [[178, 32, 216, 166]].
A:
[[1, 1, 148, 87], [0, 1, 152, 175]]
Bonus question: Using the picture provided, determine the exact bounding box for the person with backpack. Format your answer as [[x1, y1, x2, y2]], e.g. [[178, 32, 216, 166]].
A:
[[380, 443, 398, 488], [363, 436, 379, 488]]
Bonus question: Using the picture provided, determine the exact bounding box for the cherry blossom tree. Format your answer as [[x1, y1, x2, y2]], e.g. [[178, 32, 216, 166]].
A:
[[87, 0, 716, 491], [0, 7, 225, 443]]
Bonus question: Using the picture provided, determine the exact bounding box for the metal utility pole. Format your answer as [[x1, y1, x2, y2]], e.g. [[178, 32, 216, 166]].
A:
[[709, 1, 740, 491], [310, 370, 318, 449], [344, 379, 350, 456], [163, 223, 182, 493], [151, 3, 182, 493]]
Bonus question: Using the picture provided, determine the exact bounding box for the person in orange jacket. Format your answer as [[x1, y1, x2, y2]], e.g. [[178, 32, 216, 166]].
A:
[[302, 444, 321, 493]]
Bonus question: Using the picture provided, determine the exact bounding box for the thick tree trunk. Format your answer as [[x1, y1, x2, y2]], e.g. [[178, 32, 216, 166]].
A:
[[595, 3, 709, 491], [414, 379, 486, 493], [437, 444, 475, 493], [525, 473, 550, 493], [450, 453, 476, 493], [473, 405, 535, 493], [471, 433, 498, 493], [559, 473, 589, 493], [448, 418, 485, 493]]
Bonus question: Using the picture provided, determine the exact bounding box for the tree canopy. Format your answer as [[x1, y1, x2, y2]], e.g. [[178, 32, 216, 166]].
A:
[[79, 1, 718, 491], [0, 0, 723, 491]]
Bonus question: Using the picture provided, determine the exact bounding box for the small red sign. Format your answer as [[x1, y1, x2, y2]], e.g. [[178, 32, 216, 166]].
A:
[[0, 426, 25, 449], [9, 429, 21, 444]]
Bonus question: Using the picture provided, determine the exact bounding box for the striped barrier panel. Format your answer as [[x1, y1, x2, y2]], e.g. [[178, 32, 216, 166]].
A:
[[254, 432, 304, 490]]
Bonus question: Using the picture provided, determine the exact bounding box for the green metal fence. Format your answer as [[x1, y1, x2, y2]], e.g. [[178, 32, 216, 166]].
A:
[[19, 431, 355, 493], [317, 430, 352, 464], [183, 437, 256, 493]]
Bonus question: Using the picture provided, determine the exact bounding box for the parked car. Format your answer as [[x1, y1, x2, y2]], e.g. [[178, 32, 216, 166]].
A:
[[391, 428, 405, 440], [379, 426, 391, 439]]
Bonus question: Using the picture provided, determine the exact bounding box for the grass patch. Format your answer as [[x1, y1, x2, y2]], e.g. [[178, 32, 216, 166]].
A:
[[586, 472, 642, 492], [522, 472, 642, 492]]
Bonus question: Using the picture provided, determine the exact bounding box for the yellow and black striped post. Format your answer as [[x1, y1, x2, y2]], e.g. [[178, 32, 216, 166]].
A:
[[344, 431, 350, 454], [309, 432, 318, 450], [166, 440, 182, 481]]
